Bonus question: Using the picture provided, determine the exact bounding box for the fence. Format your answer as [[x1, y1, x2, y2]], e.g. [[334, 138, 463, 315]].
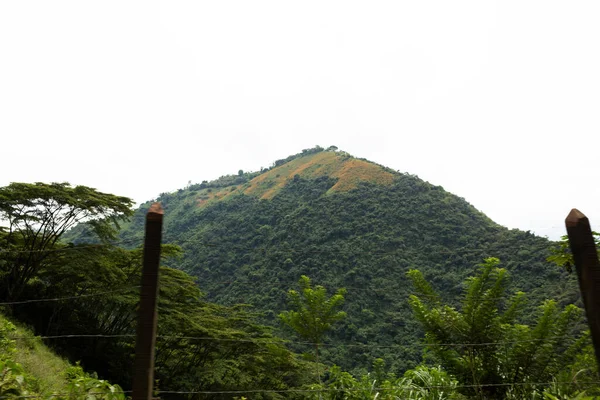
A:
[[0, 204, 599, 399], [126, 205, 600, 398]]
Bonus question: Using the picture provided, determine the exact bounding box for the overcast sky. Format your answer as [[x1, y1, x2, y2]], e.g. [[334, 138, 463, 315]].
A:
[[1, 1, 598, 240]]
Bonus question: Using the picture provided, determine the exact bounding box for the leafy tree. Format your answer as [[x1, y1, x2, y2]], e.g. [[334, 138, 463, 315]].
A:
[[310, 360, 465, 400], [407, 258, 594, 399], [0, 183, 315, 398], [10, 243, 312, 398], [279, 275, 346, 384], [547, 232, 600, 272], [0, 182, 133, 300], [314, 360, 597, 400]]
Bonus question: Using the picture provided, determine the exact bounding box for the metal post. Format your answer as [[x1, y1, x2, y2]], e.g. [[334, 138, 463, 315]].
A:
[[132, 202, 163, 400], [565, 208, 600, 369]]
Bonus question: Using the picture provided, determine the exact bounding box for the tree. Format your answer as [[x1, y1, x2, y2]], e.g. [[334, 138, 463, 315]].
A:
[[407, 258, 593, 399], [311, 362, 465, 400], [10, 243, 312, 397], [279, 275, 346, 384], [547, 232, 600, 272], [0, 182, 133, 299]]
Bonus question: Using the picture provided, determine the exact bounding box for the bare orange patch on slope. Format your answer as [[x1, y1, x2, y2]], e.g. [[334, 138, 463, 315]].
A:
[[243, 172, 269, 195], [241, 152, 396, 200], [196, 186, 241, 207], [244, 152, 339, 199], [329, 159, 395, 193]]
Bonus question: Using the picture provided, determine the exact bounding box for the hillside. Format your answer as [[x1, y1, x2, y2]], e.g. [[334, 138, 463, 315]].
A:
[[118, 146, 579, 373]]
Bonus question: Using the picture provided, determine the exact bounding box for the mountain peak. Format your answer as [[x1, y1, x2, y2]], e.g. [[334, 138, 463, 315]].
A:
[[195, 147, 396, 206], [245, 149, 395, 199]]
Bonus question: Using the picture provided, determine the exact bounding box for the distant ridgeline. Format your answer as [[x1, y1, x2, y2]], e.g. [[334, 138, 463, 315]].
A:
[[117, 146, 578, 373]]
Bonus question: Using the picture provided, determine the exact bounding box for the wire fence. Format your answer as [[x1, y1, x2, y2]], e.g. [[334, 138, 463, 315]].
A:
[[0, 276, 550, 312], [0, 227, 590, 398], [0, 380, 599, 399], [0, 284, 592, 397], [7, 332, 575, 349]]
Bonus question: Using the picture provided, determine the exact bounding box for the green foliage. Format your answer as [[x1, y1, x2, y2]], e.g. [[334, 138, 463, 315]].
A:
[[7, 244, 312, 398], [117, 158, 574, 372], [407, 258, 595, 399], [0, 181, 314, 398], [0, 317, 37, 398], [279, 275, 347, 346], [271, 145, 326, 168], [280, 275, 346, 385], [0, 182, 133, 242], [58, 364, 125, 400], [0, 316, 125, 399], [3, 148, 590, 398], [310, 361, 465, 400], [0, 182, 133, 300], [547, 232, 600, 273], [0, 359, 34, 399]]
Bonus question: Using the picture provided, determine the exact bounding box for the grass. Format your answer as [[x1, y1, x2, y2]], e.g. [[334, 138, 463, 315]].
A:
[[0, 313, 71, 395], [244, 151, 395, 199], [193, 151, 397, 207]]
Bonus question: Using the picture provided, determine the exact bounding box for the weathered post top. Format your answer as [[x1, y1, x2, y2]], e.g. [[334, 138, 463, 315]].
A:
[[146, 202, 164, 221]]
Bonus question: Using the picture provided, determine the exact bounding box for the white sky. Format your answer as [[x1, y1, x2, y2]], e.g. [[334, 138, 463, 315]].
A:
[[1, 1, 599, 240]]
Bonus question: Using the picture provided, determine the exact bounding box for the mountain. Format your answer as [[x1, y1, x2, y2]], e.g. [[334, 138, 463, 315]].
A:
[[118, 146, 578, 373]]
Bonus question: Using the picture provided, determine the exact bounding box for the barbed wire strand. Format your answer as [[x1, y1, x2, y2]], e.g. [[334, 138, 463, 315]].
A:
[[0, 287, 140, 306], [151, 380, 600, 395], [0, 391, 131, 399], [7, 333, 577, 350], [0, 267, 551, 305], [1, 379, 598, 399]]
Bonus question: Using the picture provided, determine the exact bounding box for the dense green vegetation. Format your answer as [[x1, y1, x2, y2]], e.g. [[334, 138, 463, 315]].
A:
[[0, 313, 125, 399], [0, 182, 313, 399], [407, 258, 597, 399], [309, 261, 597, 399], [0, 182, 133, 301], [117, 147, 581, 374], [15, 245, 313, 398], [279, 275, 347, 385], [1, 148, 596, 399]]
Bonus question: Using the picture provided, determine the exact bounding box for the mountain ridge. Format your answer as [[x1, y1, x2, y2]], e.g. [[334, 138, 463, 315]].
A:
[[180, 146, 399, 207]]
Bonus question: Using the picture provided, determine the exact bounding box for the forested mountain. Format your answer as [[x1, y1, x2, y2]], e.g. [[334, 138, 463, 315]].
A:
[[116, 146, 580, 373]]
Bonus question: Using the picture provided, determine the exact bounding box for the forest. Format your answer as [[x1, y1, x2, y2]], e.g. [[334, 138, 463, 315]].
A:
[[0, 147, 598, 399]]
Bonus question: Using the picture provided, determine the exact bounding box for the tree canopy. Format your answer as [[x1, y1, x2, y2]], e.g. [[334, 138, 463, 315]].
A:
[[279, 275, 346, 384], [0, 182, 316, 398], [279, 275, 347, 346], [407, 258, 596, 399], [0, 182, 134, 300]]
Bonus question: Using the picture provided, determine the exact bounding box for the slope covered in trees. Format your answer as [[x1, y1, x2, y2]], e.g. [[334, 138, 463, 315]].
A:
[[117, 147, 580, 373]]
